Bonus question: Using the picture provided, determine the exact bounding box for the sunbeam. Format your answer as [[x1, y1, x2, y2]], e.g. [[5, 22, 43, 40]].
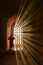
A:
[[22, 46, 38, 65], [13, 0, 43, 65], [23, 37, 43, 55], [17, 0, 36, 26], [15, 0, 27, 27]]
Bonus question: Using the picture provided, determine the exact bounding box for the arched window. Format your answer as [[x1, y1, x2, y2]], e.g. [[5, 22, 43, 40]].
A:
[[13, 26, 23, 51]]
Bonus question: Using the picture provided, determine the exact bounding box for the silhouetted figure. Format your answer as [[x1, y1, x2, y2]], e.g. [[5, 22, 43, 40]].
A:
[[8, 33, 15, 50]]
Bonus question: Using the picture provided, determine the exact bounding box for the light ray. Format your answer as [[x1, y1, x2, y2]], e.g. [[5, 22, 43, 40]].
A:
[[17, 0, 36, 26], [23, 37, 43, 55], [15, 0, 23, 26], [17, 0, 23, 17], [19, 10, 38, 28], [12, 0, 42, 65], [15, 51, 18, 65], [15, 0, 27, 27], [23, 38, 38, 50], [23, 40, 42, 65], [22, 46, 38, 65], [23, 33, 40, 39], [23, 38, 41, 55], [19, 47, 29, 65], [17, 42, 31, 65]]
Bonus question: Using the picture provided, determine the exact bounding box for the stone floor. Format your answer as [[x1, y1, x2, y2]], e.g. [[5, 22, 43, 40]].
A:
[[0, 51, 24, 65]]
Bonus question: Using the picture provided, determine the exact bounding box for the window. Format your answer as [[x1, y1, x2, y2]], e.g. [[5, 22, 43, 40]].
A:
[[13, 26, 23, 51]]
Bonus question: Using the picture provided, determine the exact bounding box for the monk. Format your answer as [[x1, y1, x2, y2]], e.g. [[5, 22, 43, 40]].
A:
[[8, 33, 15, 50]]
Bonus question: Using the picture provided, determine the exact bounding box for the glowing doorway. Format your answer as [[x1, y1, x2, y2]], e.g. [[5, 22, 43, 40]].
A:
[[13, 26, 23, 51]]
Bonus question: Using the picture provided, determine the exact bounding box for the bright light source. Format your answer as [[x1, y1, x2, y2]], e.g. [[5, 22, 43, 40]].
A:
[[13, 26, 23, 51]]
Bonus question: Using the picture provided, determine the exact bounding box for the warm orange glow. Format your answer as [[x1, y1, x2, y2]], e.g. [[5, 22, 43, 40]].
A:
[[6, 16, 16, 50]]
